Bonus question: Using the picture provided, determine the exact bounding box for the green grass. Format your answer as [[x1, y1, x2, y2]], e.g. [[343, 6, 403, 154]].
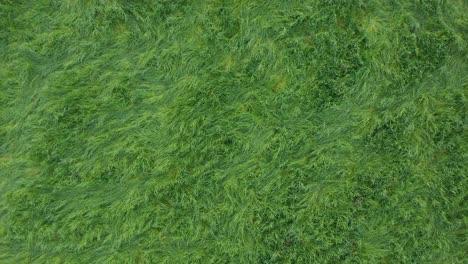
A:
[[0, 0, 467, 263]]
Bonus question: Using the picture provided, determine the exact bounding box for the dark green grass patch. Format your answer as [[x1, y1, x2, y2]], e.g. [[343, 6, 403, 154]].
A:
[[1, 0, 467, 263]]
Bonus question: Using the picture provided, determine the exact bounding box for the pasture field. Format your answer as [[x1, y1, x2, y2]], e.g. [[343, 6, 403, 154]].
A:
[[0, 0, 466, 263]]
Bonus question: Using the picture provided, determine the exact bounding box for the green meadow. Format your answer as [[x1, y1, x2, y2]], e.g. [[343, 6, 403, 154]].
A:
[[1, 0, 466, 263]]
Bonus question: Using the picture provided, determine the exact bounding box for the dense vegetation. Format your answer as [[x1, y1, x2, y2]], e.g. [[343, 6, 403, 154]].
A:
[[1, 0, 466, 263]]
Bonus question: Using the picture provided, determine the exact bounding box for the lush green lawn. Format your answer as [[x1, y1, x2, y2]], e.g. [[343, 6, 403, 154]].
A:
[[1, 0, 466, 263]]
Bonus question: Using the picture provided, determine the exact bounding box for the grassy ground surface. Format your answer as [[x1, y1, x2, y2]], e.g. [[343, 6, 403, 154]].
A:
[[1, 0, 467, 263]]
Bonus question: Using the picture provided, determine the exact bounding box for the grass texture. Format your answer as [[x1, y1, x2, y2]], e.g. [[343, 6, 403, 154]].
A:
[[1, 0, 467, 263]]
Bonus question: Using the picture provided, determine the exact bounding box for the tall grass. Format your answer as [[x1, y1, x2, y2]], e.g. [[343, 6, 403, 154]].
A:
[[1, 0, 466, 263]]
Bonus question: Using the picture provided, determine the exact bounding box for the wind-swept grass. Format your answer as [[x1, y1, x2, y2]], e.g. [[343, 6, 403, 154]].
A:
[[1, 0, 466, 263]]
